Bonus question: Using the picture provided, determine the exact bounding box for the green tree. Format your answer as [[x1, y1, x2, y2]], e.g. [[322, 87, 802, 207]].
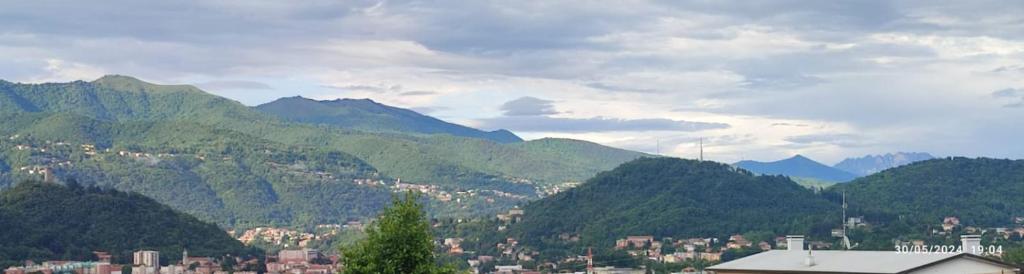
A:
[[1004, 247, 1024, 267], [340, 191, 454, 274]]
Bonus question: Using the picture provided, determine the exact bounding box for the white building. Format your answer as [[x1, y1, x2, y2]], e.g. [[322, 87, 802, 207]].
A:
[[133, 250, 160, 267], [707, 235, 1019, 274]]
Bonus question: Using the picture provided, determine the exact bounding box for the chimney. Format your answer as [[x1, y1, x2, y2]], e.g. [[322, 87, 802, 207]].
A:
[[804, 250, 815, 266], [787, 235, 805, 251], [961, 235, 982, 255]]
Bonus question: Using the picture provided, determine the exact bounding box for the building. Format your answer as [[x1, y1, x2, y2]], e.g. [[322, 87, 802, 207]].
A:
[[279, 249, 321, 264], [707, 235, 1019, 274], [133, 250, 160, 274], [134, 251, 160, 267]]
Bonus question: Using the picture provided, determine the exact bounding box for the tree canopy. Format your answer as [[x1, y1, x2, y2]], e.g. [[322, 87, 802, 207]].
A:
[[340, 191, 455, 274]]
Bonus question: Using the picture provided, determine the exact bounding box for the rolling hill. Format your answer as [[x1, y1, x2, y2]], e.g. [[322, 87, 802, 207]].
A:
[[509, 157, 837, 250], [0, 181, 260, 268], [828, 157, 1024, 226], [256, 96, 521, 143], [734, 155, 858, 182], [833, 152, 934, 176]]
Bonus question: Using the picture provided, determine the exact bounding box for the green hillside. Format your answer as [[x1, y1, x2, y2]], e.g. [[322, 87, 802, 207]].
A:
[[509, 157, 837, 250], [0, 181, 260, 268], [0, 120, 392, 227], [828, 157, 1024, 227], [0, 75, 646, 227], [256, 96, 522, 143]]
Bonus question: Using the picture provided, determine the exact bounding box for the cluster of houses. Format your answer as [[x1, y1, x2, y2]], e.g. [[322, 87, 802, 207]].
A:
[[2, 248, 341, 274], [234, 222, 363, 248], [266, 249, 338, 274], [2, 250, 259, 274], [537, 181, 581, 196], [614, 236, 724, 263]]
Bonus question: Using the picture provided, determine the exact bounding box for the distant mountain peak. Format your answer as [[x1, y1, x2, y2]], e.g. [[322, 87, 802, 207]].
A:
[[256, 96, 523, 143], [789, 154, 812, 161], [734, 154, 858, 182], [93, 74, 143, 83], [91, 74, 203, 94], [834, 152, 934, 176]]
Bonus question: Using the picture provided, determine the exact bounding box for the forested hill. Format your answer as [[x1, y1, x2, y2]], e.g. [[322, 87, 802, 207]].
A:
[[0, 75, 647, 226], [510, 157, 837, 249], [256, 96, 522, 143], [827, 157, 1024, 227], [0, 181, 259, 268]]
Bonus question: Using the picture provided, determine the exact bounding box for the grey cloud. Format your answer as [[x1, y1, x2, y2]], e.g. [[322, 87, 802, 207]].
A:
[[478, 116, 729, 133], [992, 65, 1024, 73], [993, 88, 1024, 108], [410, 106, 449, 114], [771, 122, 810, 127], [992, 88, 1023, 98], [195, 80, 272, 90], [785, 133, 870, 147], [322, 84, 402, 93], [399, 91, 437, 96], [584, 82, 659, 93], [500, 97, 559, 116], [740, 74, 825, 90]]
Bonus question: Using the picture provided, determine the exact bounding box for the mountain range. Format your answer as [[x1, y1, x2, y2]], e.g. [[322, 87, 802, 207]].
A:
[[0, 75, 647, 227], [256, 96, 521, 143], [833, 152, 934, 176], [733, 152, 935, 183], [734, 155, 858, 182]]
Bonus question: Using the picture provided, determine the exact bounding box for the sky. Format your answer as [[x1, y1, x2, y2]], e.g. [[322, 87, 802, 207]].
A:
[[2, 0, 1023, 164]]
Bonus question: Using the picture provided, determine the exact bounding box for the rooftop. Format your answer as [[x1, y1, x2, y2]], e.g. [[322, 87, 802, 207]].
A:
[[707, 250, 1014, 274]]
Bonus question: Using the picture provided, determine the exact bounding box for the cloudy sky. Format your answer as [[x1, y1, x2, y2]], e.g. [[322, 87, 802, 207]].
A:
[[2, 0, 1023, 163]]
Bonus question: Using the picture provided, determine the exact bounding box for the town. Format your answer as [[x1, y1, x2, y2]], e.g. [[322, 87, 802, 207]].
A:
[[3, 249, 338, 274]]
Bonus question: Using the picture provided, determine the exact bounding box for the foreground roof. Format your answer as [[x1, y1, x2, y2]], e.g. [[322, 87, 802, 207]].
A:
[[707, 250, 1015, 273]]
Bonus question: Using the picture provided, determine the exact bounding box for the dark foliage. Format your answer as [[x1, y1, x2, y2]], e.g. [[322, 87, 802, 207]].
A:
[[0, 181, 260, 268]]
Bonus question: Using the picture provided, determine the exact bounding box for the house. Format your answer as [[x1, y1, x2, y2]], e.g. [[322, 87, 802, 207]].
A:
[[944, 216, 961, 226], [707, 235, 1019, 274]]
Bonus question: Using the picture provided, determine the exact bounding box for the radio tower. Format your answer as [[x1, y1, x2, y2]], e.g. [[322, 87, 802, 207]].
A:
[[699, 137, 704, 161], [841, 192, 852, 250], [587, 247, 594, 274]]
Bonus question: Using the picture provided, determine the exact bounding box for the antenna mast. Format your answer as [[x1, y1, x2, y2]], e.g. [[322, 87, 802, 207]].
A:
[[699, 138, 704, 161], [842, 192, 851, 250]]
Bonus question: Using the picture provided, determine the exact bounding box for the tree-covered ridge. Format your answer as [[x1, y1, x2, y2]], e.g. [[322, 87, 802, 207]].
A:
[[827, 157, 1024, 227], [256, 96, 522, 143], [0, 181, 261, 268], [510, 157, 837, 250]]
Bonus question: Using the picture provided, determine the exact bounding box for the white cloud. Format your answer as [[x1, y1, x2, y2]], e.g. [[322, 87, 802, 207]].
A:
[[32, 59, 106, 83]]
